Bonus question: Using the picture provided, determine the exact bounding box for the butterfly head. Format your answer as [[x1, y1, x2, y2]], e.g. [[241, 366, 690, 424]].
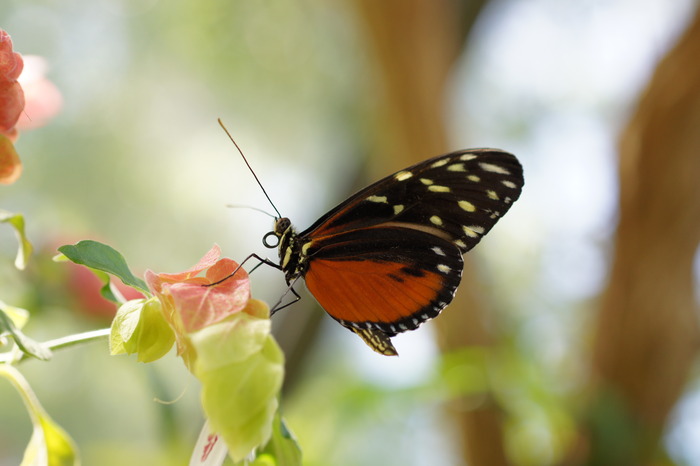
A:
[[263, 217, 304, 284]]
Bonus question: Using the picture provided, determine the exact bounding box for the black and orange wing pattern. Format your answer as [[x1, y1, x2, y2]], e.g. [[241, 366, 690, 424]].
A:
[[270, 149, 524, 355]]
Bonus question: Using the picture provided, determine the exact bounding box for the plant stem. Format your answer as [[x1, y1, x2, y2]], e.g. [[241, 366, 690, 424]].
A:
[[0, 328, 110, 364]]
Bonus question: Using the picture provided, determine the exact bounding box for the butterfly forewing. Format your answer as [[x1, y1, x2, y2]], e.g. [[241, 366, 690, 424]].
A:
[[273, 148, 523, 356], [300, 149, 523, 254]]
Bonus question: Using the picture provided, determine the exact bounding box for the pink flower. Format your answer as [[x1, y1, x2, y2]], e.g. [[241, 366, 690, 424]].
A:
[[145, 245, 252, 336], [0, 30, 25, 184], [0, 29, 62, 185], [16, 55, 62, 131], [0, 30, 25, 141]]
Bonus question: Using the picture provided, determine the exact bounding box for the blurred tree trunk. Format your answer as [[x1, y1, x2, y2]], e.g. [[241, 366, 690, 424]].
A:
[[567, 9, 700, 465], [353, 1, 510, 465]]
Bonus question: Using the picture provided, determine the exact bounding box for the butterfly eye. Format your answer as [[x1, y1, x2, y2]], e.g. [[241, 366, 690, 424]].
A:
[[263, 231, 280, 249], [274, 217, 291, 235]]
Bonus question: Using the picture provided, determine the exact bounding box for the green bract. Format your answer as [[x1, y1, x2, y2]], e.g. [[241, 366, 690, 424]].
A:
[[110, 298, 175, 363], [190, 311, 284, 462]]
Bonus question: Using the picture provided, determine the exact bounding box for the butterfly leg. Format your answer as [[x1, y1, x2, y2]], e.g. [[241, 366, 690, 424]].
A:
[[269, 275, 302, 316], [206, 253, 281, 287]]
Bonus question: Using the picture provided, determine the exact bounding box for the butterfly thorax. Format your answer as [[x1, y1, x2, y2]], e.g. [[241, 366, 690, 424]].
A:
[[271, 217, 308, 284]]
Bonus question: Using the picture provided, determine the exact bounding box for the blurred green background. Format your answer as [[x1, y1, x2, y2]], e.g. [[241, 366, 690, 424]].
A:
[[1, 0, 699, 465]]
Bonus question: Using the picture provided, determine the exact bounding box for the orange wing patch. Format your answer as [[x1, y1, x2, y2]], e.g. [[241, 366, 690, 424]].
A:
[[304, 258, 449, 327]]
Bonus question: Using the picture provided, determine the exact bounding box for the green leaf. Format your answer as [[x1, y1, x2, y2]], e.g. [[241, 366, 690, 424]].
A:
[[0, 210, 33, 269], [252, 415, 302, 466], [58, 240, 149, 295], [0, 305, 52, 361]]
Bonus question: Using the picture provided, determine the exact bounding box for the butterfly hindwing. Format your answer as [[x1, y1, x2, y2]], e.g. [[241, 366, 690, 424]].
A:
[[303, 226, 463, 349]]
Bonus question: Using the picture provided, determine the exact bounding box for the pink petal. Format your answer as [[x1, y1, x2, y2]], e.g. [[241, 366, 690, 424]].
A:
[[155, 245, 222, 282], [16, 56, 62, 130], [0, 31, 23, 81], [0, 80, 24, 135], [169, 268, 251, 333]]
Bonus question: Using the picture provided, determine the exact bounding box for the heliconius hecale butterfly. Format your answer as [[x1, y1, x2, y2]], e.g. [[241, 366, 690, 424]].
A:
[[251, 148, 524, 356]]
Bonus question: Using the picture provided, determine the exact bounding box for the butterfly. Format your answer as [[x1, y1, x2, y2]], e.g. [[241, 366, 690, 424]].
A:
[[253, 148, 524, 356]]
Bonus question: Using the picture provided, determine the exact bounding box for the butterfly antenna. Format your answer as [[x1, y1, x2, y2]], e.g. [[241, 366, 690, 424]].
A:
[[226, 204, 277, 219], [218, 118, 282, 219]]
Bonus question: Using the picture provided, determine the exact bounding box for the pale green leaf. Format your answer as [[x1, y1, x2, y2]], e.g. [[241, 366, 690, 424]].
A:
[[0, 306, 52, 361], [0, 210, 33, 270]]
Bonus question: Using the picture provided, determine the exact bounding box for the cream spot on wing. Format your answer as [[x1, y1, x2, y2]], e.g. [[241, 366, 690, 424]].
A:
[[486, 190, 499, 200], [432, 246, 446, 256], [420, 178, 434, 185], [447, 163, 466, 172], [393, 204, 404, 215], [479, 162, 510, 175], [428, 185, 450, 193], [454, 239, 467, 249], [467, 175, 481, 182], [395, 171, 413, 181], [367, 195, 388, 203], [458, 200, 476, 212], [431, 159, 449, 168], [430, 215, 443, 226], [437, 264, 451, 274], [460, 154, 477, 161], [462, 226, 479, 238], [502, 180, 517, 189]]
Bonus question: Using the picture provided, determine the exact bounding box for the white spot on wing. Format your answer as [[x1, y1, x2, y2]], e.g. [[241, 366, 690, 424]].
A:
[[502, 180, 517, 189], [458, 200, 476, 212], [479, 162, 510, 175], [431, 246, 445, 256], [437, 264, 451, 274], [431, 159, 449, 168], [460, 154, 477, 161], [395, 171, 413, 181], [462, 226, 479, 238], [367, 195, 388, 203]]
